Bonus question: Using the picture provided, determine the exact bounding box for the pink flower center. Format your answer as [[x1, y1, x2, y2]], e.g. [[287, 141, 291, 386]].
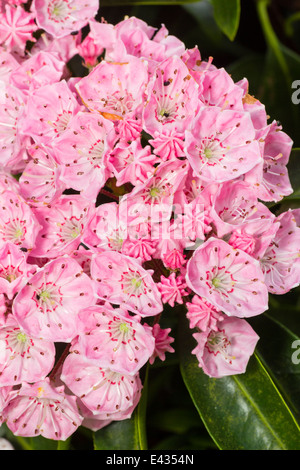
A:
[[47, 0, 72, 23], [0, 219, 26, 244], [49, 110, 73, 135], [196, 136, 226, 167], [206, 329, 235, 364], [102, 91, 134, 116]]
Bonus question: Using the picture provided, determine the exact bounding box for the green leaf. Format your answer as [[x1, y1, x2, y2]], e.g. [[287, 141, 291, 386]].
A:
[[93, 367, 148, 450], [249, 311, 300, 425], [210, 0, 241, 41], [14, 435, 59, 450], [178, 314, 300, 450]]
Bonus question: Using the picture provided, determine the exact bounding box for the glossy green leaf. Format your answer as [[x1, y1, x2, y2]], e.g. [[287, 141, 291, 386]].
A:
[[210, 0, 241, 41], [179, 315, 300, 450], [93, 368, 148, 450], [249, 311, 300, 425]]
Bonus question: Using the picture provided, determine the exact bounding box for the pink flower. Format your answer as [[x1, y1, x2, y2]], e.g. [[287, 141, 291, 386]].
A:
[[30, 30, 80, 63], [32, 0, 99, 38], [0, 190, 41, 252], [122, 237, 157, 263], [192, 316, 259, 378], [209, 180, 275, 238], [75, 303, 155, 375], [186, 295, 222, 331], [30, 194, 93, 258], [53, 112, 116, 200], [83, 202, 128, 253], [10, 51, 65, 93], [20, 80, 81, 146], [61, 347, 142, 418], [53, 111, 117, 201], [0, 316, 55, 386], [149, 130, 186, 161], [244, 121, 293, 202], [13, 256, 96, 342], [260, 209, 300, 294], [76, 56, 148, 121], [149, 323, 175, 364], [161, 248, 186, 271], [157, 273, 189, 307], [184, 106, 262, 183], [122, 159, 188, 226], [77, 33, 103, 68], [108, 139, 159, 187], [19, 144, 66, 207], [0, 84, 31, 172], [186, 237, 269, 317], [198, 67, 244, 110], [228, 230, 256, 255], [3, 378, 83, 440], [0, 241, 37, 299], [0, 5, 37, 54], [143, 56, 199, 137], [90, 251, 163, 317]]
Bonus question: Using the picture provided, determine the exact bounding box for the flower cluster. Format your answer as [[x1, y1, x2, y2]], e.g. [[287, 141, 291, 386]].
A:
[[0, 0, 299, 442]]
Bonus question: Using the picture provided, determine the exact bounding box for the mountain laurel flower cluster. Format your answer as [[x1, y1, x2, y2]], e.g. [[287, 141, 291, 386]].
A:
[[0, 0, 299, 442]]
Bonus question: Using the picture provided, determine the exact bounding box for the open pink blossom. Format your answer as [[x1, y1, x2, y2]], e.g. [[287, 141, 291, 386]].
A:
[[10, 51, 65, 93], [0, 190, 41, 252], [83, 202, 128, 253], [76, 56, 148, 121], [143, 56, 199, 137], [52, 111, 117, 201], [0, 84, 31, 172], [0, 49, 19, 86], [3, 378, 83, 440], [198, 67, 244, 110], [90, 251, 163, 317], [32, 0, 99, 38], [209, 180, 275, 238], [192, 316, 259, 378], [30, 194, 93, 258], [244, 120, 293, 202], [0, 241, 37, 299], [184, 106, 262, 183], [13, 256, 96, 342], [75, 303, 155, 375], [0, 316, 55, 386], [122, 159, 188, 226], [20, 80, 81, 145], [19, 144, 66, 207], [186, 237, 269, 317], [61, 348, 143, 418], [30, 30, 80, 63], [260, 209, 300, 294]]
